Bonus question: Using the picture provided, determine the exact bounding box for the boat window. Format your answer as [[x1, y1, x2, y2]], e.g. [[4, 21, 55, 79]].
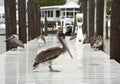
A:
[[66, 8, 73, 11], [51, 11, 53, 17], [48, 11, 50, 17], [66, 12, 73, 18], [45, 11, 47, 17], [56, 10, 60, 17]]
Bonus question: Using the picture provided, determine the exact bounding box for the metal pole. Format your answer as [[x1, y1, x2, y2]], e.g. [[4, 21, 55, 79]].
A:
[[44, 11, 48, 36]]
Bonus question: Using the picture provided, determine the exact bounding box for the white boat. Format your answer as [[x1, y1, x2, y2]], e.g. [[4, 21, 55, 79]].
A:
[[0, 23, 5, 29], [0, 24, 5, 34]]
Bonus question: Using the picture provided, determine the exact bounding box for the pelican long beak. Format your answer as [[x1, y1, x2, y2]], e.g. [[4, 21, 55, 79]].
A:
[[61, 37, 73, 59], [4, 36, 15, 42]]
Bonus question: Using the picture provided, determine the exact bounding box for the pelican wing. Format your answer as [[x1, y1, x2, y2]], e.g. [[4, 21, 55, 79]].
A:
[[33, 47, 62, 67], [13, 39, 24, 48]]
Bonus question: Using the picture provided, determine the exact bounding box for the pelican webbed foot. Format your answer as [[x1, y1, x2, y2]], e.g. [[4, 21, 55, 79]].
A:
[[48, 66, 60, 72]]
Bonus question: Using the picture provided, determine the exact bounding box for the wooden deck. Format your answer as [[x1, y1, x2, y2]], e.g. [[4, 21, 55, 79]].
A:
[[0, 36, 120, 84]]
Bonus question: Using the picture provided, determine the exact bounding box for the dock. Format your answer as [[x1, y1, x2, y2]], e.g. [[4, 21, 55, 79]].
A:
[[0, 36, 120, 84]]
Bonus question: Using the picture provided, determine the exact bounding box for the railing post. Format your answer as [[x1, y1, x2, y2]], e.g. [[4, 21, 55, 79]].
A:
[[4, 0, 17, 51]]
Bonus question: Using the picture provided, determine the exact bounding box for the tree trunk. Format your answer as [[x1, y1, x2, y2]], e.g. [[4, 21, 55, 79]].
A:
[[28, 0, 35, 40], [33, 3, 37, 38], [61, 21, 64, 32], [96, 0, 104, 50], [4, 0, 17, 50], [37, 5, 41, 36], [96, 0, 104, 37], [34, 4, 41, 37], [110, 0, 120, 63], [44, 12, 48, 36], [80, 1, 83, 13], [106, 21, 108, 39], [18, 0, 27, 43], [82, 0, 87, 35], [88, 0, 95, 37]]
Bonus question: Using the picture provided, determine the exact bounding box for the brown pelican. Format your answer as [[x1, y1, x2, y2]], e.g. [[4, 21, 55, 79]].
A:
[[91, 36, 103, 50], [82, 36, 95, 44], [33, 31, 73, 72], [4, 34, 24, 50], [36, 34, 46, 46]]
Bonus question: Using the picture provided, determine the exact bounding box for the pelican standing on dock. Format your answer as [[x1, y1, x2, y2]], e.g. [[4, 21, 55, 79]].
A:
[[4, 34, 24, 50], [91, 36, 103, 50], [33, 31, 73, 72], [82, 36, 95, 44], [36, 34, 46, 46]]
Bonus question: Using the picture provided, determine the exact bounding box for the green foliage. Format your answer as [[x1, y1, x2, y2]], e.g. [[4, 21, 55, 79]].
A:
[[78, 0, 83, 4], [34, 0, 66, 6]]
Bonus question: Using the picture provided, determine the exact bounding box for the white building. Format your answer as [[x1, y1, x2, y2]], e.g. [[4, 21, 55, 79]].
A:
[[0, 1, 81, 32], [40, 1, 81, 30]]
